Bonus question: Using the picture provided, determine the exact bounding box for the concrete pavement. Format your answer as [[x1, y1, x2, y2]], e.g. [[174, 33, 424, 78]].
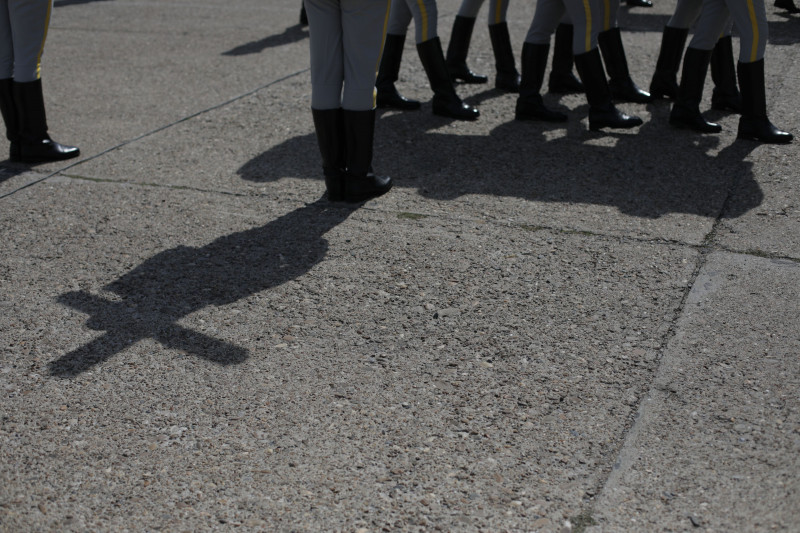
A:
[[1, 1, 798, 531]]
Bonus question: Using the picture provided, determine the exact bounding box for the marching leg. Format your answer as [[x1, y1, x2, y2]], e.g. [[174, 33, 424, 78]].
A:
[[669, 47, 721, 133], [574, 48, 643, 130], [515, 42, 567, 122], [649, 26, 689, 99], [736, 59, 793, 143]]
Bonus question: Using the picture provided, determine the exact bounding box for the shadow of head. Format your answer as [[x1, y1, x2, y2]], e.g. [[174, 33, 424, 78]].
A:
[[223, 24, 308, 56]]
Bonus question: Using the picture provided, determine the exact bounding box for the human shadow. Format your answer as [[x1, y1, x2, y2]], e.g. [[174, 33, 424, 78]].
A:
[[767, 17, 800, 45], [223, 24, 308, 56], [50, 198, 357, 377], [240, 104, 761, 220], [0, 164, 27, 185], [54, 0, 114, 6]]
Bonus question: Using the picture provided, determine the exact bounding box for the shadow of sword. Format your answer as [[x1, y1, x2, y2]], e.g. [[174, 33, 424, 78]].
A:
[[49, 290, 249, 377]]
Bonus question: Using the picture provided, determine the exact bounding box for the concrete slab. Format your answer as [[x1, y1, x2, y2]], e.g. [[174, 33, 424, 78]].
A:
[[589, 252, 800, 532], [716, 58, 800, 259], [21, 0, 312, 173], [1, 178, 697, 530], [0, 0, 798, 530]]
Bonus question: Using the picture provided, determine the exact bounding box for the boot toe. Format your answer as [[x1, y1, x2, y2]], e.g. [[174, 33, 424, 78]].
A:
[[448, 64, 488, 84], [610, 79, 653, 103], [669, 106, 722, 133], [738, 117, 794, 144], [20, 139, 80, 163], [589, 106, 643, 130], [495, 72, 521, 93], [433, 99, 479, 121], [344, 173, 393, 203], [515, 99, 567, 122], [548, 73, 584, 94], [649, 72, 679, 100], [377, 89, 421, 111]]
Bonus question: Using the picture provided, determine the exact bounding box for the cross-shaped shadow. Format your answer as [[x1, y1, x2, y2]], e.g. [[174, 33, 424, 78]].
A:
[[50, 198, 356, 377]]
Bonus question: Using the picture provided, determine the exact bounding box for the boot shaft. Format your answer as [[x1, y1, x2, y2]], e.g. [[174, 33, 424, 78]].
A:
[[710, 36, 737, 92], [573, 48, 612, 109], [488, 22, 517, 75], [676, 47, 713, 110], [0, 78, 19, 143], [417, 37, 459, 100], [737, 58, 767, 119], [597, 27, 630, 81], [377, 34, 407, 89], [654, 26, 689, 73], [518, 42, 550, 100], [342, 109, 375, 178], [311, 108, 344, 178], [551, 23, 574, 75], [12, 79, 50, 142], [446, 16, 476, 65]]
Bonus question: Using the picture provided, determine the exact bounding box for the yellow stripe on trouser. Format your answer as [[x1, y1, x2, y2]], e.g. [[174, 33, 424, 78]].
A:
[[416, 0, 429, 42], [493, 0, 504, 25], [745, 0, 759, 62], [582, 0, 592, 52], [35, 0, 53, 79], [374, 0, 393, 108]]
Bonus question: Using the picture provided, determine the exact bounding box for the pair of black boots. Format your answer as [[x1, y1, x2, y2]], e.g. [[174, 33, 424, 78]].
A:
[[311, 108, 392, 203], [669, 48, 792, 144], [376, 34, 479, 121], [445, 19, 583, 96], [651, 28, 741, 113], [515, 44, 642, 131], [0, 78, 80, 163]]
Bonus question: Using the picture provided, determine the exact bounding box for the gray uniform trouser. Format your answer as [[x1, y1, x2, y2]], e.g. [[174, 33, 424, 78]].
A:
[[688, 0, 767, 62], [456, 0, 511, 24], [387, 0, 438, 44], [668, 0, 733, 37], [0, 0, 52, 82], [305, 0, 391, 111], [525, 0, 600, 54]]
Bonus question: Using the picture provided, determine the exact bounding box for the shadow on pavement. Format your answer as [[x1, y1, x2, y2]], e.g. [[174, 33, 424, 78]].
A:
[[50, 198, 356, 377], [54, 0, 114, 7], [0, 164, 27, 185], [223, 24, 308, 56], [238, 104, 762, 220]]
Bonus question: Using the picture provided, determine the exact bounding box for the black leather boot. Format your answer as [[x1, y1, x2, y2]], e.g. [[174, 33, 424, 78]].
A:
[[669, 47, 721, 133], [418, 37, 479, 120], [376, 34, 422, 111], [710, 36, 742, 113], [0, 78, 20, 161], [626, 0, 653, 7], [341, 109, 393, 202], [649, 26, 688, 100], [488, 22, 521, 92], [311, 108, 346, 201], [574, 48, 642, 130], [300, 2, 308, 25], [12, 79, 80, 163], [575, 48, 642, 131], [515, 42, 567, 122], [598, 27, 653, 103], [736, 59, 793, 144], [445, 16, 489, 84], [548, 24, 583, 94]]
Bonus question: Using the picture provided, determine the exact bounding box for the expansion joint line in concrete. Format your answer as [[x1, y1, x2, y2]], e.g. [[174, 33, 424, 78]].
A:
[[0, 68, 310, 201], [577, 161, 765, 526]]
